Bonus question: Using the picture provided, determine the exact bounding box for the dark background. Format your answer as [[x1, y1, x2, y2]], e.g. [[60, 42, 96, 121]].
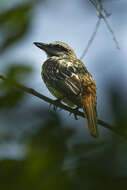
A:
[[0, 0, 127, 189]]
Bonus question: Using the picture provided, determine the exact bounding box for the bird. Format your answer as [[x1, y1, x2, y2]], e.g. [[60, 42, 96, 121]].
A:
[[34, 41, 98, 137]]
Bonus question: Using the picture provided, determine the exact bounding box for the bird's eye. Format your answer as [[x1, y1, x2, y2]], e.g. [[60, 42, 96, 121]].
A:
[[55, 44, 61, 49], [55, 45, 68, 52]]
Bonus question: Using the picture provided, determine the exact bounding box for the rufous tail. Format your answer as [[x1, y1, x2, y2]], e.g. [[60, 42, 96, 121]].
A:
[[81, 94, 98, 137]]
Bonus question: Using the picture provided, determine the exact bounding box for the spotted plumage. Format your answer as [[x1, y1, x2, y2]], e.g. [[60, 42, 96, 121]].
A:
[[34, 41, 98, 137]]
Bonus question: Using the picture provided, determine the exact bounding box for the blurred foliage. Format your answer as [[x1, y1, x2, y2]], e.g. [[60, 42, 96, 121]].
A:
[[0, 0, 41, 53], [0, 64, 32, 108], [0, 0, 127, 190], [0, 66, 127, 189], [109, 84, 127, 137]]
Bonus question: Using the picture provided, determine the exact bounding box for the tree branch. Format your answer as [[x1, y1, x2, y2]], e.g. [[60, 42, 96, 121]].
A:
[[80, 17, 101, 60], [0, 74, 127, 140], [88, 0, 120, 49]]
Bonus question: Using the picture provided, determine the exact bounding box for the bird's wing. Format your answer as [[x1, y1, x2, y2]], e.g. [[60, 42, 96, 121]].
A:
[[43, 57, 98, 137], [43, 58, 82, 96], [58, 65, 81, 95]]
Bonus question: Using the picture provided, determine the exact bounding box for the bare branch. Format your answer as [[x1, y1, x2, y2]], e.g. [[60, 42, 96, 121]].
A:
[[80, 17, 101, 60], [100, 2, 111, 17], [88, 0, 96, 7], [102, 16, 120, 49], [0, 74, 127, 141], [88, 0, 120, 49]]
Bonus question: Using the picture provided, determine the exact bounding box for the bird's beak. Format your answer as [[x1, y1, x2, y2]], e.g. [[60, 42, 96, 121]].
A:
[[33, 42, 49, 52]]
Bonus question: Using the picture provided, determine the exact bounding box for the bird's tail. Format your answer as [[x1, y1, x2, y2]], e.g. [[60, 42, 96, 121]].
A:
[[81, 94, 98, 137]]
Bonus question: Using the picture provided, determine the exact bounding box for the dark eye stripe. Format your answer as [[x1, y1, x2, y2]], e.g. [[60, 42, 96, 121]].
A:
[[54, 44, 68, 52]]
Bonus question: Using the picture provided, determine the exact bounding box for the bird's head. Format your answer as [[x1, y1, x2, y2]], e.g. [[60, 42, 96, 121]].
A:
[[34, 41, 77, 58]]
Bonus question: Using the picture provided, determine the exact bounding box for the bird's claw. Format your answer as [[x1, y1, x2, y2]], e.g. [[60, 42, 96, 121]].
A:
[[49, 98, 62, 112], [69, 106, 79, 120], [49, 103, 58, 112]]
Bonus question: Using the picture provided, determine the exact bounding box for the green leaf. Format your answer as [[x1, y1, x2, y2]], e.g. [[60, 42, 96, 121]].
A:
[[0, 4, 33, 53]]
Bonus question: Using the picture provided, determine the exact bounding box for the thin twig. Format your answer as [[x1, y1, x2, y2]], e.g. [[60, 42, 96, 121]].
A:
[[80, 0, 101, 60], [0, 74, 127, 141], [88, 0, 96, 7], [100, 2, 111, 17], [102, 16, 120, 49], [88, 0, 120, 49], [80, 17, 101, 60]]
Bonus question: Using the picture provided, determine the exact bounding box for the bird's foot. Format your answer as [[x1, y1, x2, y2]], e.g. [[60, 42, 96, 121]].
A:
[[49, 103, 58, 112], [69, 106, 79, 120], [54, 98, 62, 111], [49, 98, 62, 112]]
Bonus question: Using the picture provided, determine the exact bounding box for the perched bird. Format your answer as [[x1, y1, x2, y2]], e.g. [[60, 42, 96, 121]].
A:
[[34, 41, 98, 137]]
